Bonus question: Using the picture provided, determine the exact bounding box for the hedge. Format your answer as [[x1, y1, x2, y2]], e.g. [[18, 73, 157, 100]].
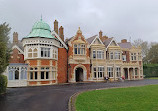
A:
[[143, 64, 158, 78], [0, 75, 7, 94]]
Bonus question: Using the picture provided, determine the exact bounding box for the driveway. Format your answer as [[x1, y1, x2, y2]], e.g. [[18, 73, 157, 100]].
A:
[[0, 79, 158, 111]]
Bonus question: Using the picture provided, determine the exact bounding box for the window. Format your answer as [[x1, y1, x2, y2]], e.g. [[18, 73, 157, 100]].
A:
[[21, 68, 27, 80], [131, 53, 137, 61], [41, 48, 50, 57], [110, 52, 113, 60], [28, 49, 32, 57], [30, 72, 33, 79], [98, 67, 104, 78], [115, 52, 120, 60], [93, 67, 97, 78], [52, 49, 58, 59], [135, 68, 138, 75], [35, 72, 38, 79], [74, 44, 85, 55], [107, 67, 113, 77], [122, 55, 126, 61], [46, 72, 49, 79], [93, 50, 104, 59], [116, 67, 121, 77], [93, 50, 96, 58], [33, 48, 38, 57], [9, 70, 13, 80], [138, 53, 141, 61], [28, 48, 38, 58], [41, 72, 44, 79]]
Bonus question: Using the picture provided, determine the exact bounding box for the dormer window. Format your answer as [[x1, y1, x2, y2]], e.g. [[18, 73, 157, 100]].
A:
[[74, 44, 85, 55]]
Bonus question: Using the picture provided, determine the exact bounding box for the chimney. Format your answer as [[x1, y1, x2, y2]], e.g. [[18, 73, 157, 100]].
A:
[[54, 20, 58, 34], [99, 30, 103, 40], [13, 32, 18, 44], [59, 26, 64, 41], [121, 39, 127, 43]]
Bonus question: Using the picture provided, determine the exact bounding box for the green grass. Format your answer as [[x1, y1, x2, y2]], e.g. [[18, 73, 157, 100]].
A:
[[75, 85, 158, 111], [148, 77, 158, 79]]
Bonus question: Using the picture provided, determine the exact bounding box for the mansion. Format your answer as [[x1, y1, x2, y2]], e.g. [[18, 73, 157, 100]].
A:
[[4, 19, 143, 87]]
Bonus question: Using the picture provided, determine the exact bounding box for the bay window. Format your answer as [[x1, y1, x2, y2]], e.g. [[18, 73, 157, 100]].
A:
[[41, 48, 50, 57], [115, 52, 120, 60], [74, 44, 85, 55], [93, 50, 104, 59]]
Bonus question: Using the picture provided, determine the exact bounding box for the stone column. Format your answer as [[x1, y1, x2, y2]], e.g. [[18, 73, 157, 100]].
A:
[[19, 67, 21, 80], [133, 68, 135, 80], [138, 68, 140, 80], [128, 68, 130, 80]]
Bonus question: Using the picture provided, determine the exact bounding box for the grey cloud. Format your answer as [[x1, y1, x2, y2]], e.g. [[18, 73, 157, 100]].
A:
[[0, 0, 158, 43]]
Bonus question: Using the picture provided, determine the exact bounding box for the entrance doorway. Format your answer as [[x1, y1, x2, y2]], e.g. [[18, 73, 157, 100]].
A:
[[124, 68, 128, 79], [75, 67, 83, 82]]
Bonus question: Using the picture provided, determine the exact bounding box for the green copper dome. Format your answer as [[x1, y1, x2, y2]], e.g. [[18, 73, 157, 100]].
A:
[[25, 19, 56, 39]]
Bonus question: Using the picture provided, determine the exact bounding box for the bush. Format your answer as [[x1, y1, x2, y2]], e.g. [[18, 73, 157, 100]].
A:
[[143, 64, 158, 78], [0, 75, 7, 94]]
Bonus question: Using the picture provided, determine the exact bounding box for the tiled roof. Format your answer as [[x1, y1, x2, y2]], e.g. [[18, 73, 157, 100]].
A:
[[9, 40, 24, 51], [86, 35, 97, 44], [118, 42, 132, 49]]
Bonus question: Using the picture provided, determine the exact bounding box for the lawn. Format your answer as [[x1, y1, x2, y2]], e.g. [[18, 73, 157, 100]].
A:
[[75, 85, 158, 111], [148, 77, 158, 79]]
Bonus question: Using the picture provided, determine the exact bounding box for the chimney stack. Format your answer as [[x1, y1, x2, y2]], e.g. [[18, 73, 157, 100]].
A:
[[13, 32, 18, 44], [99, 30, 103, 40], [59, 26, 64, 41], [54, 20, 58, 34], [121, 39, 127, 43]]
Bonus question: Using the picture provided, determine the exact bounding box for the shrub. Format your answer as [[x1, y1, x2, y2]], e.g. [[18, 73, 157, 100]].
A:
[[143, 64, 158, 78], [0, 75, 7, 94]]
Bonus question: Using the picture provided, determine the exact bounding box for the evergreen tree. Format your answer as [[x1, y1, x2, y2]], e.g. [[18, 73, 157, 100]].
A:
[[0, 22, 11, 74]]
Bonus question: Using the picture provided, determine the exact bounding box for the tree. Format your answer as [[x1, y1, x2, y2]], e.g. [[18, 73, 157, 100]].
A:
[[132, 39, 150, 58], [0, 22, 11, 74], [145, 44, 158, 64]]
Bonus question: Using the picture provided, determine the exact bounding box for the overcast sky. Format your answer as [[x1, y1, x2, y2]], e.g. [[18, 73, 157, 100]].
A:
[[0, 0, 158, 43]]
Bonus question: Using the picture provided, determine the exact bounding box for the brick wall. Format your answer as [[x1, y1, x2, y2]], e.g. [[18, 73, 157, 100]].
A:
[[9, 48, 24, 63], [57, 48, 68, 83]]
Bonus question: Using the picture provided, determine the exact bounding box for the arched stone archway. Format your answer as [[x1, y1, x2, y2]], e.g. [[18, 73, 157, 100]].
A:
[[74, 65, 87, 82], [75, 67, 83, 82]]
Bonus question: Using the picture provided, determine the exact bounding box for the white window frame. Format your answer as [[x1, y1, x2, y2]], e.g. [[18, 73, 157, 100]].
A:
[[98, 66, 104, 78], [116, 67, 121, 77], [107, 67, 113, 77], [74, 44, 85, 55]]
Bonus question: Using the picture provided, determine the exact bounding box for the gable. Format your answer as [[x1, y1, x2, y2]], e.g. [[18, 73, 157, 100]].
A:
[[12, 45, 24, 55], [93, 38, 102, 44], [51, 31, 68, 50], [110, 41, 117, 46]]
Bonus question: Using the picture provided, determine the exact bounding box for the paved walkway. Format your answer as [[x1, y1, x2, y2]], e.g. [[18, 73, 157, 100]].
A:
[[0, 79, 158, 111]]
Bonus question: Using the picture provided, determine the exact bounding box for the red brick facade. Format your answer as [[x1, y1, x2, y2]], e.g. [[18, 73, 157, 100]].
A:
[[57, 48, 68, 83], [10, 48, 24, 63]]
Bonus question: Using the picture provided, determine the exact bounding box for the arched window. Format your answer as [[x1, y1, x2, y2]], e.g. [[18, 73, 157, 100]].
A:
[[28, 48, 32, 57], [21, 67, 27, 80], [15, 70, 19, 80], [33, 48, 38, 57], [9, 70, 13, 80]]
